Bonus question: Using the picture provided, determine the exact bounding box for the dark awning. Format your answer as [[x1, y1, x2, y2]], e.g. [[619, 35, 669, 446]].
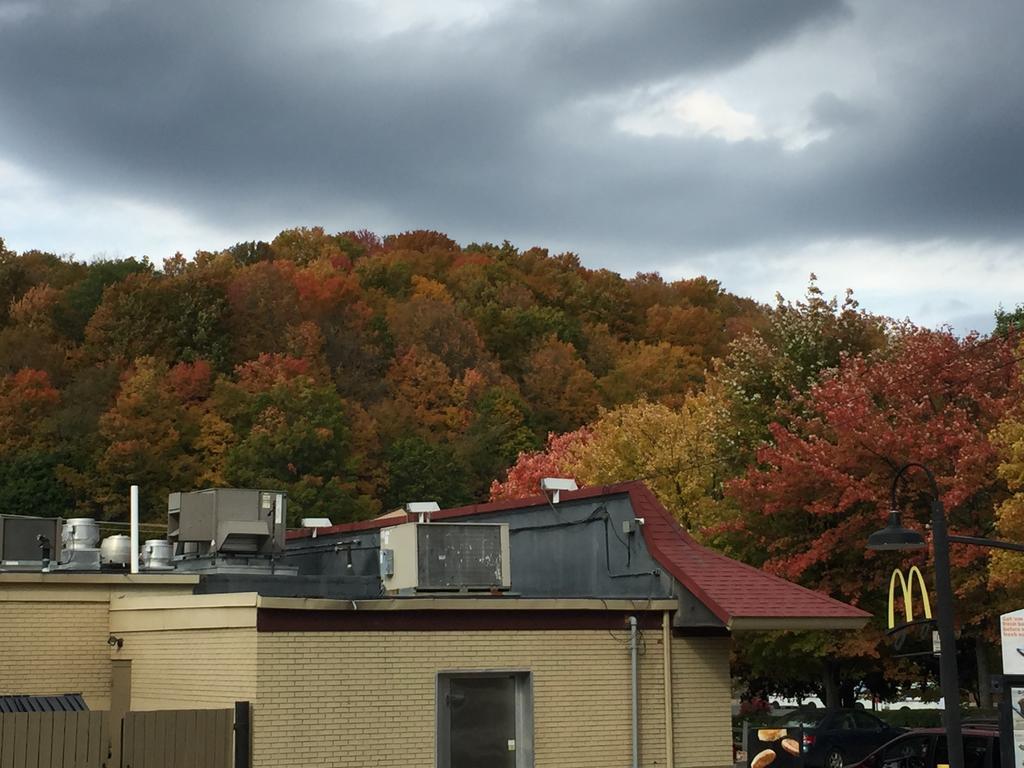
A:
[[0, 694, 88, 713]]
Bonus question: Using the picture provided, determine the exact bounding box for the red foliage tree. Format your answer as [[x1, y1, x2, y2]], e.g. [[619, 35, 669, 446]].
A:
[[489, 428, 592, 500], [725, 328, 1021, 699]]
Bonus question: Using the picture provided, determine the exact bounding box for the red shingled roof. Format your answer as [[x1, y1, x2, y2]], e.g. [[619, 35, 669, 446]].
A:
[[288, 481, 869, 628], [626, 482, 868, 627]]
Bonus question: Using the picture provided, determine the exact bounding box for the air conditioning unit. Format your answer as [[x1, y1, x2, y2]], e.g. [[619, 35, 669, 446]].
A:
[[0, 515, 62, 570], [379, 522, 511, 594]]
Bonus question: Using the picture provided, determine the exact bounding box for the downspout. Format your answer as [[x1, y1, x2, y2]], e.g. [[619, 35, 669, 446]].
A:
[[629, 615, 639, 768], [663, 610, 674, 767]]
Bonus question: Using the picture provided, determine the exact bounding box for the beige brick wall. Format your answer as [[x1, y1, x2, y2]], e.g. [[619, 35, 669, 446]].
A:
[[254, 628, 732, 768], [672, 636, 733, 768], [119, 628, 257, 710], [0, 600, 112, 709]]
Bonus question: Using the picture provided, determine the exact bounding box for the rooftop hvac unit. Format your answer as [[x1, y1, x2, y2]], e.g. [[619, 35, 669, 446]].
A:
[[0, 515, 62, 570], [379, 522, 511, 594], [168, 489, 286, 558]]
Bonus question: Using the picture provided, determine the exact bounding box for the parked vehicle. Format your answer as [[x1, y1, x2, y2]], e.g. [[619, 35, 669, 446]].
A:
[[849, 726, 1000, 768], [768, 708, 906, 768]]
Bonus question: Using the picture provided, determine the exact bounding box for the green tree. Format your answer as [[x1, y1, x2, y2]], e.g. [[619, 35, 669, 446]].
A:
[[216, 355, 379, 523], [460, 387, 539, 498], [383, 437, 469, 510], [53, 257, 151, 341], [995, 303, 1024, 336], [712, 278, 891, 473]]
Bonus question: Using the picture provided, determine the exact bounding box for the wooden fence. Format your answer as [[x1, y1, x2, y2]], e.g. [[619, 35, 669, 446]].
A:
[[122, 709, 233, 768], [0, 710, 114, 768], [0, 706, 241, 768]]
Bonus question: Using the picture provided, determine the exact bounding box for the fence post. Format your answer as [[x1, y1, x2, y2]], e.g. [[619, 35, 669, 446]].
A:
[[234, 701, 251, 768], [110, 658, 132, 767]]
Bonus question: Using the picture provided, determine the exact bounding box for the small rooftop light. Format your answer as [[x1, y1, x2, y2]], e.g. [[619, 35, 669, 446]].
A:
[[404, 501, 441, 523], [301, 517, 333, 538], [540, 477, 578, 505]]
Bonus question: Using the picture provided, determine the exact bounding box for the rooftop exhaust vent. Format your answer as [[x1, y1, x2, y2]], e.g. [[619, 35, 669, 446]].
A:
[[168, 488, 286, 557]]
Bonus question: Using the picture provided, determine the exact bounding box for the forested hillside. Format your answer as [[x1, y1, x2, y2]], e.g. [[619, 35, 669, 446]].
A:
[[0, 228, 766, 523], [4, 226, 1024, 702]]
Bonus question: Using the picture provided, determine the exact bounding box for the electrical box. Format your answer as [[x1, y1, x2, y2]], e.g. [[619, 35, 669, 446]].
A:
[[379, 522, 511, 594], [168, 489, 286, 557], [0, 515, 62, 569]]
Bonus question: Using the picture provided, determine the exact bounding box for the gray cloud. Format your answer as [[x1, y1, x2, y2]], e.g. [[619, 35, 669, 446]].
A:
[[0, 0, 1021, 332]]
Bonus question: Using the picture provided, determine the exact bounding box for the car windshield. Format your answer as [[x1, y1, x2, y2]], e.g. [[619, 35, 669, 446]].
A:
[[774, 710, 826, 727]]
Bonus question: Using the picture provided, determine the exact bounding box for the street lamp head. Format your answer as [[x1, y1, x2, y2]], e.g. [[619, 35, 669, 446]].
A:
[[867, 509, 927, 551]]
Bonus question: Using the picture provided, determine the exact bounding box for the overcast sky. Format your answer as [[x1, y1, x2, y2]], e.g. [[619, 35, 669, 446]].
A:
[[1, 1, 1021, 332]]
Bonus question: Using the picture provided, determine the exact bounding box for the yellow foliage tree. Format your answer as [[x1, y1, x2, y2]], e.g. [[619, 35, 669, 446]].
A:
[[572, 395, 727, 538], [991, 341, 1024, 591]]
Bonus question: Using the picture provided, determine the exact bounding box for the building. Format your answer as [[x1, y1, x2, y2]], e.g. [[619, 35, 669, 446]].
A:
[[0, 481, 869, 767]]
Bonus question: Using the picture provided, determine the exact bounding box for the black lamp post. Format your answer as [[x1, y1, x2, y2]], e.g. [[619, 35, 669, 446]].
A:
[[867, 462, 964, 768]]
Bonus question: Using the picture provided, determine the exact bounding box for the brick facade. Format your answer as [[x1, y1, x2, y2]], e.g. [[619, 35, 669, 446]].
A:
[[253, 630, 732, 768], [122, 628, 257, 710], [1, 581, 733, 768], [0, 599, 111, 708]]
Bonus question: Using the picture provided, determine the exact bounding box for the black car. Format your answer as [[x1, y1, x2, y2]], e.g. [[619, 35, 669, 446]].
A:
[[849, 726, 1001, 768], [769, 708, 906, 768]]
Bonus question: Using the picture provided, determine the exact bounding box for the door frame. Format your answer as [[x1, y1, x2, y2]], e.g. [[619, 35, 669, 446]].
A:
[[436, 669, 534, 768]]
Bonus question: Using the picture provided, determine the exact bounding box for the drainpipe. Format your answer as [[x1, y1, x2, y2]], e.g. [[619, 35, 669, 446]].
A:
[[629, 615, 639, 768], [663, 610, 674, 767]]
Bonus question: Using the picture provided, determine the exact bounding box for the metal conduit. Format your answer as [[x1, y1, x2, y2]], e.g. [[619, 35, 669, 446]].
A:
[[629, 615, 639, 768]]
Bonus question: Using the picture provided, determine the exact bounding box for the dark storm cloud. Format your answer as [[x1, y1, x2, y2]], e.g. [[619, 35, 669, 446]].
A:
[[0, 0, 1022, 269]]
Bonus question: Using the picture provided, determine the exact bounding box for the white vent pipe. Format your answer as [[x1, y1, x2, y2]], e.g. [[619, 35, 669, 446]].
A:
[[130, 485, 139, 574]]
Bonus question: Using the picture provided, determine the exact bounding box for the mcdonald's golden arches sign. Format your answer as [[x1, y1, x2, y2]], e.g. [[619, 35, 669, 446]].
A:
[[888, 566, 932, 630]]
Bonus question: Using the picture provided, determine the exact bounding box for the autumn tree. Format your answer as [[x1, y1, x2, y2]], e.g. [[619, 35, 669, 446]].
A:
[[75, 358, 215, 521], [520, 336, 600, 435], [490, 428, 592, 501], [598, 341, 705, 407], [491, 396, 726, 537], [725, 328, 1021, 703], [0, 368, 72, 514], [712, 279, 891, 473], [990, 332, 1024, 595], [385, 277, 486, 375], [0, 226, 778, 527], [214, 354, 380, 523]]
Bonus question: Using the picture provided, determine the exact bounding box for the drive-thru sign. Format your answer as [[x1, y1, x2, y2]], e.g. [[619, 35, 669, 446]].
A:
[[999, 609, 1024, 768]]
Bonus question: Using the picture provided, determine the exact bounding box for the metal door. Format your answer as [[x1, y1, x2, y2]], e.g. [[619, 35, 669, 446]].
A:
[[448, 675, 517, 768]]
